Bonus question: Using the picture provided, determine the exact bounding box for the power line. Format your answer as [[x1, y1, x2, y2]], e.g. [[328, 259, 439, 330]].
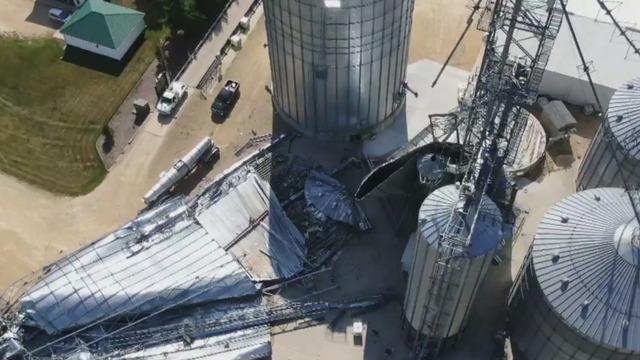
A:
[[558, 0, 604, 112], [595, 0, 640, 58]]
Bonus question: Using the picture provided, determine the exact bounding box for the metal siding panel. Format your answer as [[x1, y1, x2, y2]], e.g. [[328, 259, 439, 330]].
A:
[[264, 0, 414, 139], [403, 185, 503, 339], [511, 188, 640, 358], [578, 77, 640, 189]]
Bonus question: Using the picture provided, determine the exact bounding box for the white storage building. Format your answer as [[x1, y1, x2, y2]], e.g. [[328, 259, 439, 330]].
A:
[[60, 0, 145, 60], [538, 1, 640, 109]]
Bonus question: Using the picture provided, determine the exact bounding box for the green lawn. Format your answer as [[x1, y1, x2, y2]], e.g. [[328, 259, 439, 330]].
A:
[[0, 36, 154, 195]]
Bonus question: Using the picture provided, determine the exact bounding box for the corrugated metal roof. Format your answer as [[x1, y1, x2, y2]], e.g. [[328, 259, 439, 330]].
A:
[[196, 172, 307, 281], [566, 0, 640, 29], [304, 171, 371, 231], [543, 14, 640, 97], [121, 325, 271, 360], [607, 77, 640, 161], [21, 198, 257, 335], [532, 187, 640, 352], [61, 0, 144, 49], [418, 185, 503, 257], [504, 111, 546, 176]]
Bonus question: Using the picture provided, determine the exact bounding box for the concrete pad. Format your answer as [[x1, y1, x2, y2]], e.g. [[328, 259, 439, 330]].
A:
[[0, 0, 65, 37], [363, 59, 470, 159]]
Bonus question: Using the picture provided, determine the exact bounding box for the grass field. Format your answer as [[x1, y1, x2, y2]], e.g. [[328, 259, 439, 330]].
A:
[[0, 36, 155, 195]]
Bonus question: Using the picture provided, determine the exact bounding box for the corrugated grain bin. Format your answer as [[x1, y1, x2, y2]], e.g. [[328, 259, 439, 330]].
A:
[[576, 77, 640, 190], [509, 187, 640, 360], [264, 0, 415, 140], [403, 185, 503, 342]]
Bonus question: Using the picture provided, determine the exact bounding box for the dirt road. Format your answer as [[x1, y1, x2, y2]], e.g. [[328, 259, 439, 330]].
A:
[[0, 16, 274, 291], [410, 0, 484, 70], [0, 0, 62, 36]]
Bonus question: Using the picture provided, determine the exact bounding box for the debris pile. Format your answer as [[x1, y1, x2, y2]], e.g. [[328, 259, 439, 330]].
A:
[[0, 136, 374, 359], [305, 170, 371, 231]]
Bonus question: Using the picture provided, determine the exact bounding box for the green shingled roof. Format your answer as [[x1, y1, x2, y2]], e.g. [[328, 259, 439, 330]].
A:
[[60, 0, 144, 49]]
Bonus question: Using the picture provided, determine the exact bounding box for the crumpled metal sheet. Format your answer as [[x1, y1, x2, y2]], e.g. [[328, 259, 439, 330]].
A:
[[416, 152, 454, 187], [196, 172, 307, 281], [122, 326, 271, 360], [20, 197, 257, 335], [304, 171, 372, 231]]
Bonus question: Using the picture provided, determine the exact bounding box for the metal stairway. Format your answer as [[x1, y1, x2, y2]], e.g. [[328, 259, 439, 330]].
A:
[[526, 4, 563, 103], [413, 210, 470, 359], [505, 2, 563, 167]]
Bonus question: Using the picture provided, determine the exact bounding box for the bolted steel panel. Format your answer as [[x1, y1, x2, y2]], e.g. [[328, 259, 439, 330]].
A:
[[510, 187, 640, 359], [264, 0, 415, 140], [403, 185, 503, 339], [577, 77, 640, 190]]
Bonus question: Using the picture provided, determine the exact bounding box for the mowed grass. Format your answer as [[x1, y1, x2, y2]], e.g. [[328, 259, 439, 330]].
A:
[[0, 36, 154, 195]]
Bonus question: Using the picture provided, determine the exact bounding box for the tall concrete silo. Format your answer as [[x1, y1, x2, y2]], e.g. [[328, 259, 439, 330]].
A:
[[264, 0, 415, 140], [403, 185, 503, 345], [576, 77, 640, 190], [509, 188, 640, 360]]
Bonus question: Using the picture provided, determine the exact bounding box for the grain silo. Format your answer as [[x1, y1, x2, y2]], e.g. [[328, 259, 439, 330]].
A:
[[576, 77, 640, 190], [403, 184, 503, 347], [263, 0, 415, 140], [509, 187, 640, 360]]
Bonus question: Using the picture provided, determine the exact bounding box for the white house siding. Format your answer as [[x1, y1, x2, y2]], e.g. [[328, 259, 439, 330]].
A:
[[63, 19, 145, 60]]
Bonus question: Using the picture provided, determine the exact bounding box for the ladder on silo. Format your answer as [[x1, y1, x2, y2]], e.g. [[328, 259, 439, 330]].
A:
[[413, 215, 469, 359]]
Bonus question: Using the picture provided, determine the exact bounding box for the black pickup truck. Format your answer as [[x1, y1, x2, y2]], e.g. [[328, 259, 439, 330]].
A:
[[211, 80, 240, 120]]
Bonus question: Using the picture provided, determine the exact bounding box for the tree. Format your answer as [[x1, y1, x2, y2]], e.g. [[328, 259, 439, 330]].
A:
[[160, 0, 207, 34]]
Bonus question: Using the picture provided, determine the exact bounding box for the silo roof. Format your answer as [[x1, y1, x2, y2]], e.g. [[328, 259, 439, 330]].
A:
[[533, 187, 640, 352], [418, 185, 503, 257], [607, 77, 640, 161]]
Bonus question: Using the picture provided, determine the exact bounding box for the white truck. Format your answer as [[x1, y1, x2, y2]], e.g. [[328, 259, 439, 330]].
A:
[[156, 81, 187, 115]]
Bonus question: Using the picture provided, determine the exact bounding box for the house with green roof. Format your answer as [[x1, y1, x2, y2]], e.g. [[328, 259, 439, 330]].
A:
[[60, 0, 145, 61]]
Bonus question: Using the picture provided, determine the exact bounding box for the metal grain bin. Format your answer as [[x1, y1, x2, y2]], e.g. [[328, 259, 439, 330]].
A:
[[264, 0, 415, 140], [509, 187, 640, 360], [403, 185, 503, 342], [576, 77, 640, 190]]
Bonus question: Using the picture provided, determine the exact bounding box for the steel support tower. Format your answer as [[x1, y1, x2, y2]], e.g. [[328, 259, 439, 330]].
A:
[[412, 0, 563, 358]]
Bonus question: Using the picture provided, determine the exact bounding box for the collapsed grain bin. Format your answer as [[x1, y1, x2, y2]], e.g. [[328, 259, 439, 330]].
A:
[[403, 184, 503, 347], [509, 187, 640, 360], [576, 77, 640, 190], [504, 110, 547, 177], [264, 0, 415, 140]]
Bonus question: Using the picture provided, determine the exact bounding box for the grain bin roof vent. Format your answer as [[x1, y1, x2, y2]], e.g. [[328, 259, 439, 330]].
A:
[[532, 187, 640, 352]]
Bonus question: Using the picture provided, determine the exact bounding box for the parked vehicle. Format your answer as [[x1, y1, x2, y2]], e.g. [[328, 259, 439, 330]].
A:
[[48, 8, 73, 23], [156, 82, 188, 115], [211, 80, 240, 119], [143, 138, 219, 205]]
